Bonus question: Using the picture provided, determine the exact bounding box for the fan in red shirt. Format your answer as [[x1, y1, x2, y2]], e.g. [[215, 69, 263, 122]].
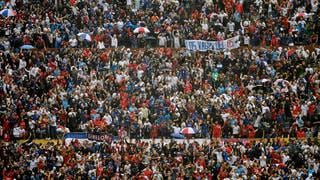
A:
[[245, 124, 256, 138], [236, 2, 244, 14], [225, 145, 233, 154], [193, 169, 204, 180], [270, 35, 279, 47], [270, 150, 282, 164], [128, 62, 138, 71], [248, 128, 256, 138], [308, 103, 316, 116], [296, 128, 306, 138], [70, 0, 77, 6], [3, 132, 10, 142], [223, 0, 234, 14], [2, 168, 15, 180], [218, 165, 229, 179], [150, 125, 159, 139], [96, 164, 104, 177], [196, 156, 206, 169], [100, 51, 109, 63], [143, 167, 153, 178], [292, 102, 301, 119], [165, 48, 173, 58], [212, 122, 222, 138], [184, 81, 193, 94], [82, 49, 92, 58]]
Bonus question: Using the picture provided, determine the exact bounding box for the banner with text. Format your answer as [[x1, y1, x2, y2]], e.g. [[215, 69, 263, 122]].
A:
[[87, 132, 114, 143], [64, 132, 116, 143], [185, 36, 240, 52]]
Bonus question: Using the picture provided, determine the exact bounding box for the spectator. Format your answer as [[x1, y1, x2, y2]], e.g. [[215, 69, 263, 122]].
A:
[[212, 122, 222, 139]]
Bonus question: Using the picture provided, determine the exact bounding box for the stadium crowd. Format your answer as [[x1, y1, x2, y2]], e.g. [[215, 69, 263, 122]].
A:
[[0, 0, 319, 49], [1, 139, 320, 179], [0, 46, 319, 141], [0, 0, 320, 179], [0, 0, 319, 140]]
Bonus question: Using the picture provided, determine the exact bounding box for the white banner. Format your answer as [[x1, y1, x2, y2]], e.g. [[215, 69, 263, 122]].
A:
[[185, 36, 240, 52]]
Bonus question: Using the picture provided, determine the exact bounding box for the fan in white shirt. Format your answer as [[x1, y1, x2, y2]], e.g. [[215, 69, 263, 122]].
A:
[[103, 113, 113, 125], [232, 124, 240, 137], [97, 41, 105, 49], [244, 35, 250, 45], [227, 21, 235, 32], [214, 149, 223, 163], [69, 38, 78, 47], [56, 154, 64, 167], [18, 59, 27, 70], [111, 35, 118, 48], [26, 67, 39, 77], [13, 126, 25, 138]]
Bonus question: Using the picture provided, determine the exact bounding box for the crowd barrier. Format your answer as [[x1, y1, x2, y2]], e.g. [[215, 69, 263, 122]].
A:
[[18, 138, 320, 146], [15, 131, 320, 146], [29, 44, 318, 52]]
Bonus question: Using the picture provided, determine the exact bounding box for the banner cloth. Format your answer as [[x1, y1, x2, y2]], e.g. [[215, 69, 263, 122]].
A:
[[185, 36, 240, 51]]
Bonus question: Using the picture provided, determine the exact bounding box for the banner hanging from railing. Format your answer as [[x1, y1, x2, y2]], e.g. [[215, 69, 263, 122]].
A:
[[64, 132, 116, 143], [87, 132, 114, 143], [185, 36, 240, 52]]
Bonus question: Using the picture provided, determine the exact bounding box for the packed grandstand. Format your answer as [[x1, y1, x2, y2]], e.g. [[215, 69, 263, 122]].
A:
[[0, 0, 320, 179]]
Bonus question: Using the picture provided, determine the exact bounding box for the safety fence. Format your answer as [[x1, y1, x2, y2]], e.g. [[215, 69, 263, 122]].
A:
[[15, 131, 320, 146], [29, 44, 318, 52]]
